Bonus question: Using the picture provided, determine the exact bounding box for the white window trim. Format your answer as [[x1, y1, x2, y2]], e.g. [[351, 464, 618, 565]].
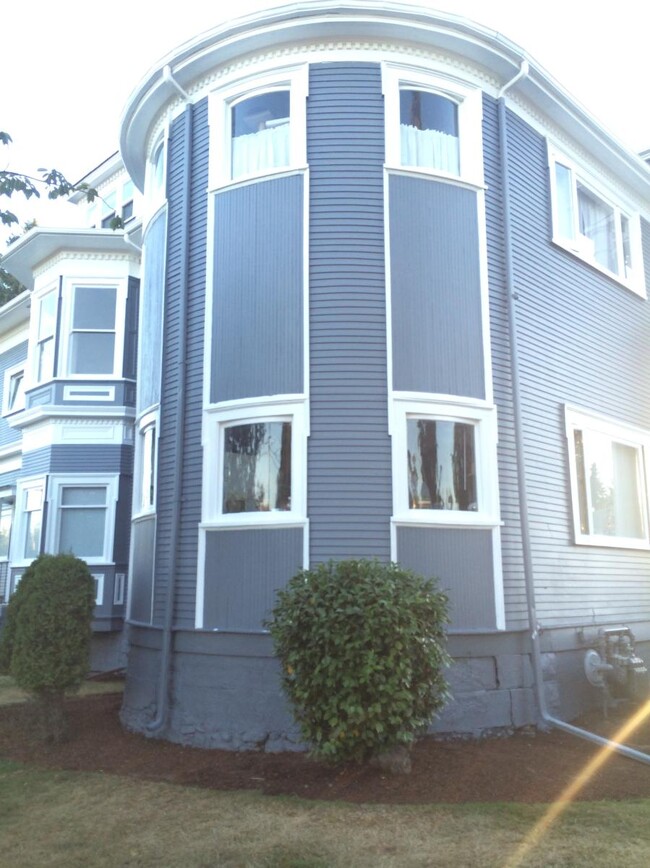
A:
[[144, 133, 168, 224], [203, 399, 307, 528], [565, 406, 650, 550], [58, 278, 127, 380], [113, 571, 126, 606], [13, 477, 46, 566], [92, 573, 104, 606], [29, 284, 59, 388], [2, 362, 26, 416], [46, 474, 119, 565], [133, 409, 159, 519], [208, 64, 308, 191], [0, 491, 15, 562], [548, 145, 645, 296], [382, 62, 484, 188], [391, 395, 500, 528]]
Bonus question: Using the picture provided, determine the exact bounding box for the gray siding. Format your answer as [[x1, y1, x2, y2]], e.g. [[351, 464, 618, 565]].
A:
[[390, 176, 485, 398], [21, 444, 132, 475], [0, 340, 27, 449], [153, 99, 208, 628], [397, 526, 496, 630], [203, 527, 303, 631], [211, 176, 303, 402], [492, 102, 650, 629], [139, 210, 167, 412], [307, 62, 392, 562], [130, 516, 156, 623], [123, 275, 140, 381]]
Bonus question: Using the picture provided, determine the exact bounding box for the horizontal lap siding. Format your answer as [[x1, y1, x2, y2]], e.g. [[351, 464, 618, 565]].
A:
[[483, 94, 526, 630], [505, 106, 650, 627], [308, 62, 391, 563], [154, 99, 208, 628], [21, 445, 132, 475]]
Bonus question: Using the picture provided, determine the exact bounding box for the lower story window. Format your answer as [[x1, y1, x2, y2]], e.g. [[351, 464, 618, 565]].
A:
[[223, 420, 291, 514], [567, 408, 649, 547], [47, 476, 118, 564], [407, 418, 476, 511]]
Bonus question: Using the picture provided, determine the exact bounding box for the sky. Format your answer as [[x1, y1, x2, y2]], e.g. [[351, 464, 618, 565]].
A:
[[2, 0, 648, 241]]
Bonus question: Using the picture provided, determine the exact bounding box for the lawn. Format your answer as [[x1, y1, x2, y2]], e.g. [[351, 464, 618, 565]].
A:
[[0, 675, 124, 707]]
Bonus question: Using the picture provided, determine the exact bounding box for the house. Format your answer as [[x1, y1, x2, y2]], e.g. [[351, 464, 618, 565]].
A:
[[3, 1, 650, 748]]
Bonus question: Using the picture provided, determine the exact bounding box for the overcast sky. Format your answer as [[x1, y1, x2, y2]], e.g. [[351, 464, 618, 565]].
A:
[[2, 0, 648, 240]]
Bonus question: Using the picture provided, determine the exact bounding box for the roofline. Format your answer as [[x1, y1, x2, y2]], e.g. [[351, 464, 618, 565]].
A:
[[120, 0, 650, 194]]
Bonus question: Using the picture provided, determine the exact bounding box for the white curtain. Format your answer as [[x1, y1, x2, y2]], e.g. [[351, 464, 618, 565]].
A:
[[400, 124, 459, 175], [232, 122, 290, 178], [578, 188, 617, 272]]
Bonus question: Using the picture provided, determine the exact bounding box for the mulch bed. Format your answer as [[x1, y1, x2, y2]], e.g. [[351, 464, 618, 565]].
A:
[[1, 692, 650, 804]]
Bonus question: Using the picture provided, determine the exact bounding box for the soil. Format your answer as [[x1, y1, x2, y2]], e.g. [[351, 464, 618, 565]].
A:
[[1, 692, 650, 804]]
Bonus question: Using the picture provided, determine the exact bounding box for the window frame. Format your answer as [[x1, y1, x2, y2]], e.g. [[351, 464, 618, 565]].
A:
[[0, 492, 15, 561], [208, 65, 308, 190], [548, 147, 645, 295], [565, 406, 650, 549], [391, 397, 499, 527], [14, 477, 46, 566], [203, 400, 307, 528], [2, 362, 25, 416], [383, 63, 484, 187], [46, 475, 119, 565], [133, 410, 158, 518], [58, 279, 127, 380], [32, 286, 59, 385]]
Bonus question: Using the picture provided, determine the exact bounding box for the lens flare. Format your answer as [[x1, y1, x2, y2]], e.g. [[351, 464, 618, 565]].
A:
[[504, 700, 650, 868]]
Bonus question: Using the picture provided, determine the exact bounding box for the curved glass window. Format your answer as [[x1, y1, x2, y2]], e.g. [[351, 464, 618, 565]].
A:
[[231, 91, 290, 179], [400, 90, 459, 175]]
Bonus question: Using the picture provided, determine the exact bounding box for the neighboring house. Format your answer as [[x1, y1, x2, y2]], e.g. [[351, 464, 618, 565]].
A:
[[3, 1, 650, 747], [1, 156, 140, 669]]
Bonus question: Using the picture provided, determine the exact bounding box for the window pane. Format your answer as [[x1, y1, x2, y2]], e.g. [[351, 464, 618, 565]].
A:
[[586, 433, 643, 538], [7, 370, 24, 411], [400, 90, 459, 174], [38, 337, 54, 381], [141, 425, 156, 510], [61, 486, 106, 506], [577, 184, 618, 273], [0, 501, 13, 559], [223, 421, 291, 513], [73, 286, 117, 329], [407, 419, 476, 511], [152, 142, 165, 192], [24, 509, 41, 559], [231, 91, 290, 178], [621, 214, 632, 278], [554, 163, 574, 239], [38, 291, 57, 340], [60, 508, 106, 557], [70, 333, 115, 374]]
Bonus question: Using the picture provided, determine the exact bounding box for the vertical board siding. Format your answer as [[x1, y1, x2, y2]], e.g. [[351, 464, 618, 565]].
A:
[[203, 528, 303, 631], [308, 62, 392, 562], [390, 176, 485, 398], [397, 526, 496, 630], [212, 176, 303, 402], [496, 103, 650, 628], [0, 340, 27, 449], [139, 210, 166, 412], [154, 99, 208, 628]]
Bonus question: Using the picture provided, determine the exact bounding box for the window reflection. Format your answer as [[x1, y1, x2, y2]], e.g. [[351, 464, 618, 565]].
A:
[[223, 421, 291, 513], [407, 419, 476, 511]]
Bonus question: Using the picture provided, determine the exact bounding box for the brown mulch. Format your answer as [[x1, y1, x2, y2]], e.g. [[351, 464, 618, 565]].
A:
[[1, 692, 650, 804]]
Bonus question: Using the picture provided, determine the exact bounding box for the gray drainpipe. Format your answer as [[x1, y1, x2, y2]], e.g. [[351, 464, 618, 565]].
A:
[[498, 62, 650, 765], [147, 70, 193, 734]]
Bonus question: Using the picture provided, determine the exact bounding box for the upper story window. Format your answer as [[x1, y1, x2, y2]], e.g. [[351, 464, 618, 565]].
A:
[[209, 65, 308, 189], [35, 289, 57, 383], [566, 407, 650, 549], [68, 285, 117, 376], [383, 64, 483, 187], [2, 363, 25, 415], [392, 397, 499, 527], [549, 148, 644, 294]]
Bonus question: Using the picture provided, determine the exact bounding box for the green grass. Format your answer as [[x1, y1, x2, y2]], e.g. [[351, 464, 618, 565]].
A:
[[0, 675, 124, 706], [0, 759, 649, 867]]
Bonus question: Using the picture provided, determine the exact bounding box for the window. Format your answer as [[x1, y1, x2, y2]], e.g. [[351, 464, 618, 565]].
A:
[[68, 285, 117, 375], [35, 289, 58, 383], [204, 400, 306, 526], [100, 190, 117, 228], [48, 476, 118, 564], [148, 138, 166, 204], [135, 412, 157, 515], [549, 149, 643, 292], [566, 408, 650, 548], [18, 480, 44, 561], [383, 65, 483, 186], [0, 497, 14, 559], [392, 398, 498, 526], [209, 65, 308, 188], [2, 363, 25, 415]]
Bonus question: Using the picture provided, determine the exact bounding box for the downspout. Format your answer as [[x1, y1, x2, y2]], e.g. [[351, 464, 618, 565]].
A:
[[498, 62, 650, 765], [147, 68, 192, 733]]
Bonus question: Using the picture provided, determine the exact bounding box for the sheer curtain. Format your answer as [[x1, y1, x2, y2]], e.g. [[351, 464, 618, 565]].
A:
[[577, 186, 617, 272], [400, 124, 459, 174], [232, 120, 290, 178]]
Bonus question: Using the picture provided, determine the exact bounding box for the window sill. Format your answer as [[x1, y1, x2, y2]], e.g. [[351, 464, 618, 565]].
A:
[[573, 535, 650, 551], [201, 516, 307, 531], [552, 238, 646, 299], [392, 513, 501, 530], [385, 164, 486, 192]]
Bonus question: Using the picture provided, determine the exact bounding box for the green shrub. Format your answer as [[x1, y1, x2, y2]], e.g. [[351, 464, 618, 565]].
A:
[[267, 559, 451, 763], [0, 553, 95, 741]]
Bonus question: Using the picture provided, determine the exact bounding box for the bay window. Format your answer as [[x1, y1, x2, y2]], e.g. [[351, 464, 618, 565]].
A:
[[566, 407, 650, 548], [35, 289, 57, 383], [3, 363, 25, 415], [68, 285, 117, 375], [47, 476, 118, 564]]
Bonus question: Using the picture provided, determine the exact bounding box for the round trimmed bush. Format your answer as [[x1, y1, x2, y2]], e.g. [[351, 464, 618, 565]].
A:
[[0, 553, 95, 741], [267, 559, 450, 763]]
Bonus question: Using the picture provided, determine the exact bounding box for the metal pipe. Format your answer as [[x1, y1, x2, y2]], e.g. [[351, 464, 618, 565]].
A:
[[498, 65, 650, 766], [146, 101, 193, 734]]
